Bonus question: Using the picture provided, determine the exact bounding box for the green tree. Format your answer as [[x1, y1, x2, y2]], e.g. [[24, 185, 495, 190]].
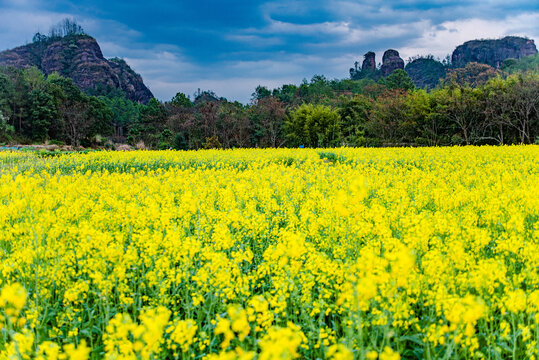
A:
[[47, 73, 87, 145], [170, 92, 193, 108], [131, 98, 167, 147], [172, 131, 188, 150], [272, 84, 298, 105], [86, 97, 114, 140], [217, 101, 251, 148], [337, 95, 372, 146], [252, 86, 272, 102], [367, 90, 409, 144], [489, 73, 539, 144], [445, 62, 498, 87], [0, 110, 15, 144], [3, 67, 29, 133], [286, 103, 341, 147], [0, 73, 14, 121], [380, 69, 416, 91], [442, 85, 486, 145], [500, 54, 539, 74], [404, 89, 452, 146], [23, 67, 47, 92], [27, 89, 58, 141], [414, 88, 452, 146], [47, 73, 113, 146], [98, 95, 140, 138], [250, 97, 286, 147], [299, 76, 334, 104]]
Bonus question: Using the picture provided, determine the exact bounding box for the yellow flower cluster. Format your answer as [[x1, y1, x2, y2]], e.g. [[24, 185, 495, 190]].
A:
[[103, 306, 170, 359], [0, 146, 537, 359], [0, 283, 26, 330]]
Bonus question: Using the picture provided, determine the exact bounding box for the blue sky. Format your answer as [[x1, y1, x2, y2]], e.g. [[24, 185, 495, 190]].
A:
[[1, 0, 538, 103]]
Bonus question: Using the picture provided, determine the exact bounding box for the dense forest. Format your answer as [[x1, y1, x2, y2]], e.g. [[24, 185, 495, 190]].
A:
[[1, 24, 538, 149]]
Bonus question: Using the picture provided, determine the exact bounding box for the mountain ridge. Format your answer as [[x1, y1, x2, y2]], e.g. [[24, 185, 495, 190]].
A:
[[0, 34, 153, 103], [350, 35, 538, 89]]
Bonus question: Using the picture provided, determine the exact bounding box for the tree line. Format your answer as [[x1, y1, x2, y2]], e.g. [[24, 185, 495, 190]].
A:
[[1, 58, 538, 149]]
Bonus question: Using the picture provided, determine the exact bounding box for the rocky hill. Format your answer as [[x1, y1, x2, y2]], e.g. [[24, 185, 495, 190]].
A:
[[0, 34, 153, 103], [380, 49, 405, 76], [350, 36, 537, 89], [451, 36, 537, 68], [350, 49, 405, 80], [405, 57, 447, 90]]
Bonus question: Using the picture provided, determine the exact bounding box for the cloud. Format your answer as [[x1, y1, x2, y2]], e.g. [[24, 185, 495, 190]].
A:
[[0, 8, 72, 50], [145, 54, 358, 103], [1, 0, 538, 103], [398, 12, 539, 60], [148, 77, 295, 104]]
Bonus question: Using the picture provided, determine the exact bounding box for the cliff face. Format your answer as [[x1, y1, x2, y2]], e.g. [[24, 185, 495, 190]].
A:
[[362, 51, 376, 72], [0, 35, 153, 103], [380, 49, 404, 76], [451, 36, 537, 68]]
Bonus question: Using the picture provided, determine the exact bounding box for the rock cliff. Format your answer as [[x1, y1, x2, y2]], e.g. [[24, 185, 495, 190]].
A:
[[451, 36, 537, 68], [0, 35, 153, 103], [350, 36, 536, 89], [380, 49, 404, 76], [362, 51, 376, 72]]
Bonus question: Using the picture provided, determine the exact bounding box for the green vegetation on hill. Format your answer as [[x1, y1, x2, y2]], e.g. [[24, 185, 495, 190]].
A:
[[405, 57, 447, 90], [351, 37, 537, 90], [0, 19, 153, 103], [0, 67, 113, 147], [1, 64, 537, 149], [501, 53, 539, 73], [1, 28, 538, 150]]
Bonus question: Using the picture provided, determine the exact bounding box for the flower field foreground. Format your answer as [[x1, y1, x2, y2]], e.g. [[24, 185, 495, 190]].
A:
[[0, 146, 538, 359]]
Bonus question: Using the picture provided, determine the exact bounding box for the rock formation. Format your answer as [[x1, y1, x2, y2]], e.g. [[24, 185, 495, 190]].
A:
[[380, 49, 404, 76], [361, 51, 376, 72], [451, 36, 537, 68], [0, 35, 153, 103]]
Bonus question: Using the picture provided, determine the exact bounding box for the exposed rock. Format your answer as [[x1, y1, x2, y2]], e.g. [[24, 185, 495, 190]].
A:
[[362, 51, 376, 72], [451, 36, 537, 68], [0, 44, 39, 68], [380, 49, 404, 76], [405, 57, 446, 90], [0, 35, 153, 103], [350, 51, 380, 80], [108, 58, 153, 104]]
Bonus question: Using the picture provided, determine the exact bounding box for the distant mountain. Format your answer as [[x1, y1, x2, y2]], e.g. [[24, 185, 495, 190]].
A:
[[349, 49, 406, 81], [0, 34, 153, 103], [350, 36, 538, 89], [452, 36, 537, 68]]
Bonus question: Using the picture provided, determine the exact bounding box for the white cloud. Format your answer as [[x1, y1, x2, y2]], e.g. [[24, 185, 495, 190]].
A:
[[336, 20, 431, 46], [147, 77, 299, 104], [124, 51, 199, 81], [0, 8, 71, 50], [264, 20, 351, 36], [225, 34, 284, 47], [398, 12, 539, 60], [80, 18, 143, 42], [1, 1, 538, 103]]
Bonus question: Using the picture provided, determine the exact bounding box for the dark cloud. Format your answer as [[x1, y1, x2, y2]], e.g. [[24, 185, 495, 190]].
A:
[[0, 0, 537, 102]]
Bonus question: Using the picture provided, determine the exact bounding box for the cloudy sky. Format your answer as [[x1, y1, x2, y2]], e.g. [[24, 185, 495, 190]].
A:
[[0, 0, 538, 103]]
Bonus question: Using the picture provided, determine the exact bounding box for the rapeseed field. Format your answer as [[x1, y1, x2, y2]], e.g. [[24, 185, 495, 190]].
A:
[[0, 146, 537, 359]]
